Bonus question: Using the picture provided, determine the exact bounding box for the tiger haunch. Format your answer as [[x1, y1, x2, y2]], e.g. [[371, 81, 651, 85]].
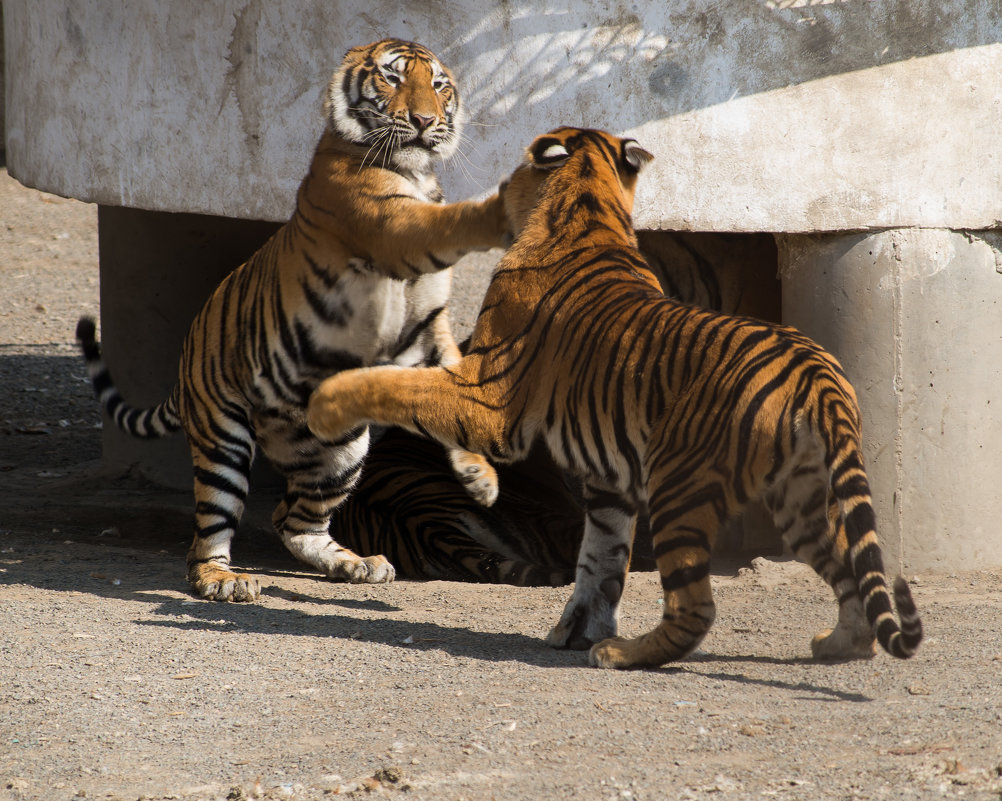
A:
[[307, 126, 921, 667], [77, 39, 508, 602]]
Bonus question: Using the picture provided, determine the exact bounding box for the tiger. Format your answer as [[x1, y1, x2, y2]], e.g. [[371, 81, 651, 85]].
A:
[[172, 229, 774, 590], [305, 126, 923, 668], [327, 232, 781, 586], [75, 38, 509, 602], [331, 429, 581, 586]]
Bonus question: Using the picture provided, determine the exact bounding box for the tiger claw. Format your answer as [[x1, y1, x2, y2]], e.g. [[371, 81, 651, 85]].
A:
[[325, 553, 396, 584], [188, 563, 261, 602]]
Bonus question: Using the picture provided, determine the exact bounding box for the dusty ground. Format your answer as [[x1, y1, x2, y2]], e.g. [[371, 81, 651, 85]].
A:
[[2, 168, 1002, 801]]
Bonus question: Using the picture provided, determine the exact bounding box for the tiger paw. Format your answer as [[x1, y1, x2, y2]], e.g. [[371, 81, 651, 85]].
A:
[[448, 449, 498, 506], [588, 637, 636, 669], [188, 562, 261, 602], [810, 627, 877, 661], [305, 378, 354, 442], [326, 553, 396, 584], [545, 593, 617, 651]]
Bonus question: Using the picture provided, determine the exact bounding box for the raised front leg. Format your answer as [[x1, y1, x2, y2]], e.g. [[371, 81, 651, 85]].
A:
[[306, 364, 508, 463], [360, 192, 510, 279], [546, 488, 637, 651], [432, 309, 499, 507]]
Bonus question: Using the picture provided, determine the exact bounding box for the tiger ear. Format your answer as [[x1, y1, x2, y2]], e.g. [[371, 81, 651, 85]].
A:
[[528, 136, 571, 170], [622, 139, 654, 172]]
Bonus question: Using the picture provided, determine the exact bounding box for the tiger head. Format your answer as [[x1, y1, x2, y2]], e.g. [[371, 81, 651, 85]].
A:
[[326, 39, 462, 170], [501, 127, 654, 236]]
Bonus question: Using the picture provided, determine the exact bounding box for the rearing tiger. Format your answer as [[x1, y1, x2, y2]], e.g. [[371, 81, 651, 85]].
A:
[[76, 39, 508, 601], [306, 126, 922, 668]]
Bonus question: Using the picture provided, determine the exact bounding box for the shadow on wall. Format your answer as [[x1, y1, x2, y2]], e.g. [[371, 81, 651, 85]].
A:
[[446, 1, 1002, 135], [8, 2, 999, 216]]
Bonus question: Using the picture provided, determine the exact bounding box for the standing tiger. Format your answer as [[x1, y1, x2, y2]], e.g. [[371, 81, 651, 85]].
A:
[[76, 39, 508, 602], [326, 232, 781, 586], [306, 126, 922, 668]]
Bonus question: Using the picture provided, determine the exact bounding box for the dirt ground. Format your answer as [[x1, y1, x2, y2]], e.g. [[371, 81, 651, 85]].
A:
[[2, 167, 1002, 801]]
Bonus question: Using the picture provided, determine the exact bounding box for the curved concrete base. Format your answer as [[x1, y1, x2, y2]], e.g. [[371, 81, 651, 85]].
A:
[[96, 206, 281, 490], [779, 229, 1002, 572]]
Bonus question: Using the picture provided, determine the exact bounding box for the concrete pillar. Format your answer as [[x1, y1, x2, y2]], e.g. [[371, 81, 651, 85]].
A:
[[97, 206, 280, 489], [777, 229, 1002, 572]]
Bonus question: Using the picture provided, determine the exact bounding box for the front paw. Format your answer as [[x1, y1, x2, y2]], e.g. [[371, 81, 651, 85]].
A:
[[327, 553, 396, 584], [545, 591, 617, 651], [306, 381, 352, 442], [448, 449, 498, 506]]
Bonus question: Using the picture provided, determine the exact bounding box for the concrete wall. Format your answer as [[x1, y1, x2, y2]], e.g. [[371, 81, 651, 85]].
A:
[[5, 2, 1002, 232], [0, 3, 5, 164], [780, 230, 1002, 572]]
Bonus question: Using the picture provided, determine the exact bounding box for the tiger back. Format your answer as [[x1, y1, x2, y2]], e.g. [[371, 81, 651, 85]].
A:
[[76, 39, 508, 602], [307, 127, 922, 668]]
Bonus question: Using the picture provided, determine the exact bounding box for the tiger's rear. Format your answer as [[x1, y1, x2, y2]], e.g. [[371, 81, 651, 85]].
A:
[[306, 127, 922, 668]]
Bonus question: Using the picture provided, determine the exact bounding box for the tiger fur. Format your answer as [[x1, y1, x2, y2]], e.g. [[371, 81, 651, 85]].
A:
[[76, 38, 508, 601], [306, 126, 922, 668], [332, 429, 580, 586], [327, 232, 780, 586]]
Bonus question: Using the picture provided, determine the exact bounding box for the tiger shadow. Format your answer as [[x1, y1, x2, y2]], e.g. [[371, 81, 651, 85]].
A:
[[134, 589, 582, 670], [130, 589, 876, 700], [0, 535, 873, 698]]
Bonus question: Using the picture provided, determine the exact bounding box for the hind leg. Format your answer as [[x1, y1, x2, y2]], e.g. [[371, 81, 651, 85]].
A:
[[766, 467, 875, 660], [546, 487, 637, 651], [266, 421, 394, 584], [589, 491, 718, 669], [186, 426, 261, 602]]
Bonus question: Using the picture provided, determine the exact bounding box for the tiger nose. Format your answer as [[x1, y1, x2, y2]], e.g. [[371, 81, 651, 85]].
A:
[[411, 113, 436, 131]]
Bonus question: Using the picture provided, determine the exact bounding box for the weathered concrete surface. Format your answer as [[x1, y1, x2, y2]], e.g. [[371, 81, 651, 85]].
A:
[[5, 1, 1002, 231], [779, 229, 1002, 572], [95, 206, 282, 489]]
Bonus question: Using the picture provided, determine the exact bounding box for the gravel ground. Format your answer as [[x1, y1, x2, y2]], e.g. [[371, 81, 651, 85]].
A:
[[2, 168, 1002, 801]]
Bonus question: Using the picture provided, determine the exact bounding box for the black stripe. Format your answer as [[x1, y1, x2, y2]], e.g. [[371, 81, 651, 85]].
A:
[[660, 562, 710, 593]]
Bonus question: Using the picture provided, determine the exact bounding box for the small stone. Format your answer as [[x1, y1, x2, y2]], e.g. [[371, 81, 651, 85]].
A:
[[739, 724, 767, 736], [374, 766, 402, 785]]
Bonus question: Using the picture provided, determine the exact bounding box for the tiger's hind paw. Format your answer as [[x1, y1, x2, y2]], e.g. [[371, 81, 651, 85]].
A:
[[188, 563, 261, 602], [588, 637, 636, 669], [448, 449, 498, 507], [326, 553, 396, 584], [589, 631, 696, 670], [810, 627, 877, 661]]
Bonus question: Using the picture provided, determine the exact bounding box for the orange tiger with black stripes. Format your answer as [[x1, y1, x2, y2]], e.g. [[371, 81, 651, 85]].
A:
[[76, 39, 508, 601], [307, 126, 923, 668]]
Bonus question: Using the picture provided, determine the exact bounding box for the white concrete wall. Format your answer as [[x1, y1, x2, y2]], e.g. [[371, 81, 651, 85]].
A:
[[5, 1, 1002, 231], [779, 229, 1002, 572]]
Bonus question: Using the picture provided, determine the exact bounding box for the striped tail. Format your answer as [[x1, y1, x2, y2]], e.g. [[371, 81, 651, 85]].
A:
[[831, 448, 923, 659], [75, 316, 182, 439]]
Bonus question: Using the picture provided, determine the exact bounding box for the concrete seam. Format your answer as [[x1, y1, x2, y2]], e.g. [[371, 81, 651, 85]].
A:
[[890, 231, 905, 574]]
